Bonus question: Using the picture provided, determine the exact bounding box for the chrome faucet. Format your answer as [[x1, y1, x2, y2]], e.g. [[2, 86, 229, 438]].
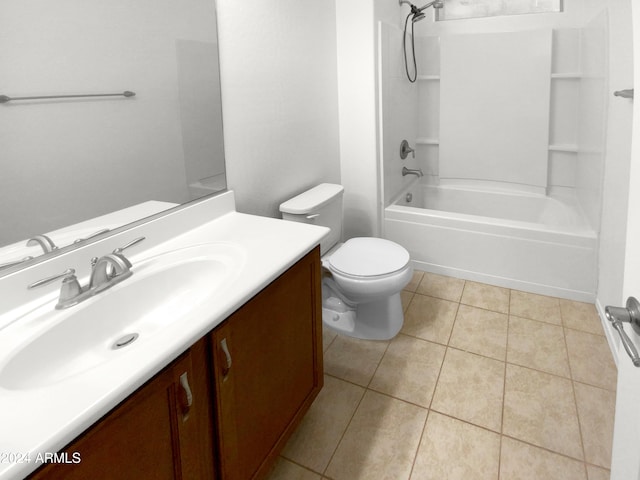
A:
[[28, 253, 134, 309], [89, 253, 133, 291], [27, 237, 143, 309], [26, 234, 58, 254], [402, 166, 424, 177]]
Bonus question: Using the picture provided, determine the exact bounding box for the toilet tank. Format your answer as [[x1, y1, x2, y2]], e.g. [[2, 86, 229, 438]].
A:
[[279, 183, 344, 255]]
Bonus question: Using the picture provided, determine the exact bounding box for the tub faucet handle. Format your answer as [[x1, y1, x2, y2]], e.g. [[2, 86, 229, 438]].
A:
[[400, 140, 415, 159]]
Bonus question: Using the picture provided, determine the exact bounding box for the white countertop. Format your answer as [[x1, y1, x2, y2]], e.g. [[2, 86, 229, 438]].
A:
[[0, 191, 328, 479]]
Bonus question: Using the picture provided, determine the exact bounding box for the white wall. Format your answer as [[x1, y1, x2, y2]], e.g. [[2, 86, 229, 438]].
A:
[[596, 0, 634, 313], [378, 22, 421, 206], [329, 0, 412, 238], [608, 5, 640, 478], [414, 0, 607, 211], [335, 0, 380, 238], [576, 11, 608, 234], [377, 0, 415, 209], [438, 29, 552, 193], [217, 0, 341, 219], [625, 0, 640, 301]]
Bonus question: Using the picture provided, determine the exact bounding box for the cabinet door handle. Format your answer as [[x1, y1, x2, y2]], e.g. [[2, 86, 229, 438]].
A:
[[179, 372, 193, 416], [220, 338, 232, 377]]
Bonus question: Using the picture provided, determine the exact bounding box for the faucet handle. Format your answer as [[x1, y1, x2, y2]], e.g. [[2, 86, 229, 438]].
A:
[[110, 252, 133, 272], [59, 274, 83, 304], [28, 268, 76, 290], [113, 236, 145, 254], [73, 228, 110, 244], [400, 140, 416, 159], [0, 256, 34, 270], [89, 237, 143, 274], [27, 268, 83, 309]]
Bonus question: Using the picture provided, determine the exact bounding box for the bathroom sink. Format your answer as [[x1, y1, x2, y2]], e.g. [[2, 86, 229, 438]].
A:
[[0, 243, 245, 390]]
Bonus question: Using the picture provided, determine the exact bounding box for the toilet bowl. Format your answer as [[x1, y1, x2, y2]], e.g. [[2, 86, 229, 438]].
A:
[[279, 184, 412, 340], [322, 237, 412, 340]]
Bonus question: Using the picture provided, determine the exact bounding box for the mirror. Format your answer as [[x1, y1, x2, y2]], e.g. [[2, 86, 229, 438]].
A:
[[0, 0, 226, 275]]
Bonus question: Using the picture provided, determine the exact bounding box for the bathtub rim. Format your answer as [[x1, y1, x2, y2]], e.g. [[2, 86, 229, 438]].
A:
[[385, 202, 597, 248], [387, 177, 597, 241]]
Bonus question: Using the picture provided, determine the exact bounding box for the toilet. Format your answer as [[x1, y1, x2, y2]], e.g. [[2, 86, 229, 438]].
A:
[[280, 184, 413, 340]]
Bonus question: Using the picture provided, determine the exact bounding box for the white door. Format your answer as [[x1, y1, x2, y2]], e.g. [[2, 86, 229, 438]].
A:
[[610, 3, 640, 478]]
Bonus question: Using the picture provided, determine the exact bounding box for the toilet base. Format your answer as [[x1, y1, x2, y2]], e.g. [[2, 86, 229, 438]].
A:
[[322, 293, 404, 341]]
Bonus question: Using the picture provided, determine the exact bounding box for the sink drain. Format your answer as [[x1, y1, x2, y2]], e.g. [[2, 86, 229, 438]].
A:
[[112, 333, 139, 349]]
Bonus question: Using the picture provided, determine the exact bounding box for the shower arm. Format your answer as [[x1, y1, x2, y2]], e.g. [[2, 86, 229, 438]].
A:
[[399, 0, 443, 13]]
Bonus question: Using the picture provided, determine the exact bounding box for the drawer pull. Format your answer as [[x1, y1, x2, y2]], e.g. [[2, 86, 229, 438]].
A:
[[220, 338, 232, 376], [179, 372, 193, 415]]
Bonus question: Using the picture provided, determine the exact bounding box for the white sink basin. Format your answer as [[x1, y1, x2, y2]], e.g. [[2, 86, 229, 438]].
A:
[[0, 243, 244, 390]]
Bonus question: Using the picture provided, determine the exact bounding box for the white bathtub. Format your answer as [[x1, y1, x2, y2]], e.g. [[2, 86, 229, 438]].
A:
[[384, 180, 598, 302]]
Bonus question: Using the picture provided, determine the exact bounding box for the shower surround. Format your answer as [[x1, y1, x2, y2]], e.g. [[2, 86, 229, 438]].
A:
[[379, 12, 608, 301]]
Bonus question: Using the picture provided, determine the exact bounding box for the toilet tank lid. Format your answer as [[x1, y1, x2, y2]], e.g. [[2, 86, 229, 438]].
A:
[[279, 183, 344, 214]]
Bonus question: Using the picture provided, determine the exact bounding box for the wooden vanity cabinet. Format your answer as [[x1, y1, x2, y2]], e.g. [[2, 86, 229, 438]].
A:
[[211, 246, 323, 480], [27, 247, 322, 480], [29, 338, 215, 480]]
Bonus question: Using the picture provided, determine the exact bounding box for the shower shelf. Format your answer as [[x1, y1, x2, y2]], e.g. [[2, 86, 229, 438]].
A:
[[417, 74, 581, 80], [551, 73, 582, 79], [413, 141, 576, 152], [549, 144, 578, 153], [416, 74, 580, 81], [414, 73, 580, 81]]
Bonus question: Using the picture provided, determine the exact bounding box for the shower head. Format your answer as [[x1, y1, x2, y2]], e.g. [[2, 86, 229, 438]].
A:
[[412, 11, 426, 22], [400, 0, 443, 82]]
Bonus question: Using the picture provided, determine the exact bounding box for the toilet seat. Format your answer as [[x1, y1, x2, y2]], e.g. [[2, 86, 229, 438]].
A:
[[280, 183, 413, 340], [327, 238, 410, 278]]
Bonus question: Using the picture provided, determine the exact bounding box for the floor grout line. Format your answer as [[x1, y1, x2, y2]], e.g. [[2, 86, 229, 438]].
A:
[[406, 408, 431, 480], [318, 379, 367, 478], [497, 288, 512, 480], [561, 304, 590, 478]]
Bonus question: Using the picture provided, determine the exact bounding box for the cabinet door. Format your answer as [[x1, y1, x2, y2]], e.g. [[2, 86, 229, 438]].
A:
[[212, 247, 323, 480], [29, 339, 214, 480]]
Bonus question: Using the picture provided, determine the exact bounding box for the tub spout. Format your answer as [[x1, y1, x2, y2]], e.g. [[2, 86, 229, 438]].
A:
[[402, 166, 424, 177]]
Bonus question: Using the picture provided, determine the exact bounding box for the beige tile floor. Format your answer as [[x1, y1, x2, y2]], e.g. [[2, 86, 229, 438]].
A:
[[267, 271, 617, 480]]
